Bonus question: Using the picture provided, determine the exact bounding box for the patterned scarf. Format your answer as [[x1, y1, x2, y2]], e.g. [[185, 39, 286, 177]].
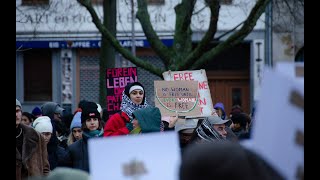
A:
[[120, 91, 149, 121]]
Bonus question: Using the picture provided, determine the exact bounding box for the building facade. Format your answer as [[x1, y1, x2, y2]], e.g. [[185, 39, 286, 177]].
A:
[[16, 0, 267, 115]]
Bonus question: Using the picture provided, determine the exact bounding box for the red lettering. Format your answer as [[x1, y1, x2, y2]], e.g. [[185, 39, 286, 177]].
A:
[[173, 72, 194, 80], [198, 81, 208, 90], [199, 98, 207, 105], [114, 87, 125, 95], [117, 68, 122, 76], [106, 69, 113, 77], [185, 72, 194, 80], [122, 68, 128, 76]]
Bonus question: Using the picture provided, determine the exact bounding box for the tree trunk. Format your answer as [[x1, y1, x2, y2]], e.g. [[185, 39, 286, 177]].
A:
[[99, 0, 116, 108]]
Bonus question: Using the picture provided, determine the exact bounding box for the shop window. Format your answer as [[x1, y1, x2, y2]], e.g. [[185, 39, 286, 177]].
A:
[[23, 49, 52, 101]]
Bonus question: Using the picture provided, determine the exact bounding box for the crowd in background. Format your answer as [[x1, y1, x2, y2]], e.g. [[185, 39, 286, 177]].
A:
[[16, 81, 285, 180]]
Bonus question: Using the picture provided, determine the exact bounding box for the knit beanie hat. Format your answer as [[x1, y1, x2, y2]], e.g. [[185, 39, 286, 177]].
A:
[[32, 116, 53, 133], [16, 99, 22, 109], [81, 108, 101, 124], [32, 106, 42, 117], [70, 112, 82, 130]]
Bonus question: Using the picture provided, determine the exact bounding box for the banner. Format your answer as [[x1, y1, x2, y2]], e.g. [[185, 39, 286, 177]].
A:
[[106, 67, 137, 118], [162, 69, 215, 117], [154, 81, 201, 116]]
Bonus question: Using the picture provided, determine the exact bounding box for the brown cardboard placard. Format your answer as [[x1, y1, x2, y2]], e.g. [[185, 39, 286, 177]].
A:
[[154, 80, 201, 116]]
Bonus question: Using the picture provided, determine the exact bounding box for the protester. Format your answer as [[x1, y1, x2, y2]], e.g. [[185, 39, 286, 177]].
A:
[[130, 107, 162, 134], [103, 82, 149, 136], [175, 118, 201, 154], [230, 112, 251, 140], [32, 116, 53, 144], [189, 115, 230, 143], [66, 105, 104, 172], [16, 99, 50, 180], [21, 112, 35, 126], [214, 102, 226, 120], [32, 106, 42, 118], [67, 112, 83, 146], [41, 102, 69, 170], [32, 116, 68, 170]]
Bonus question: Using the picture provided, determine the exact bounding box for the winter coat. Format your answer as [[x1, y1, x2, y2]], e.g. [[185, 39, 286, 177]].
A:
[[66, 129, 103, 173], [132, 107, 161, 133], [16, 123, 50, 180], [66, 137, 89, 172], [103, 111, 130, 136]]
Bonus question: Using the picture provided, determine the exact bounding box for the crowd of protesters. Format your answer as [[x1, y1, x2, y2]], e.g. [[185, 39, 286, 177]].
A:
[[16, 81, 284, 180]]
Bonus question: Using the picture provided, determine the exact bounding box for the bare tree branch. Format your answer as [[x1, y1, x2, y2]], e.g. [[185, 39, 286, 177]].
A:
[[191, 0, 270, 70], [77, 0, 164, 77], [171, 0, 196, 68], [179, 0, 220, 70], [136, 0, 172, 69]]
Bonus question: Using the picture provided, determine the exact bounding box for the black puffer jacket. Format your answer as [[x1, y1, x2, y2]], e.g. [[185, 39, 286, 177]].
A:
[[66, 129, 103, 173]]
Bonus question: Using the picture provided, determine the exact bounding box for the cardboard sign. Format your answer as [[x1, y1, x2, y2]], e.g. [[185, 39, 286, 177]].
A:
[[162, 69, 215, 117], [247, 67, 304, 180], [154, 80, 201, 116], [88, 132, 181, 180], [105, 67, 137, 118]]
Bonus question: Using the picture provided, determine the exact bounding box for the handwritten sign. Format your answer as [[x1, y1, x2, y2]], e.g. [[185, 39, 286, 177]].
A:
[[154, 81, 201, 116], [162, 69, 215, 117], [106, 67, 137, 118]]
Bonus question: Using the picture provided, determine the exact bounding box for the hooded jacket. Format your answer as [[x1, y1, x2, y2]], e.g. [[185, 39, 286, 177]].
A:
[[132, 107, 161, 133], [214, 102, 226, 120]]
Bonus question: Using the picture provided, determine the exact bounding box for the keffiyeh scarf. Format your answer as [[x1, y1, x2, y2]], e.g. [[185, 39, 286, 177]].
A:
[[120, 91, 149, 121]]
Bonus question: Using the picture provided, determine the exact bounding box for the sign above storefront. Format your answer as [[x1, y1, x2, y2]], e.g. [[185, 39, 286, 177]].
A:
[[16, 39, 173, 49]]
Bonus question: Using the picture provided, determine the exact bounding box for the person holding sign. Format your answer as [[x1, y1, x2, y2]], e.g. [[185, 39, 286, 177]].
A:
[[103, 82, 149, 137]]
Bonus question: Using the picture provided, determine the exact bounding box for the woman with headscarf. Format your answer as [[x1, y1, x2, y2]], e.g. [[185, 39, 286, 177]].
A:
[[103, 82, 149, 137]]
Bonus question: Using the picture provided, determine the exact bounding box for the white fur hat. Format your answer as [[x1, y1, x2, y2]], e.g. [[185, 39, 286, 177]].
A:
[[32, 116, 53, 133]]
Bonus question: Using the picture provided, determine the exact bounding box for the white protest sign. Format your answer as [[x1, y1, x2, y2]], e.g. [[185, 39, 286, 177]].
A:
[[248, 67, 304, 180], [88, 132, 181, 180], [162, 69, 215, 117]]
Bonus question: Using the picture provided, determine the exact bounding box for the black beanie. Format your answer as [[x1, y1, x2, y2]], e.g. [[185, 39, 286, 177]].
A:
[[81, 101, 98, 111], [124, 82, 146, 104], [81, 108, 101, 124]]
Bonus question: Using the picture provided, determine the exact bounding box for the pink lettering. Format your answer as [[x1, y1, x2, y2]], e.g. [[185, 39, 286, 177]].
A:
[[173, 72, 194, 81], [199, 98, 207, 106], [198, 81, 208, 90]]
